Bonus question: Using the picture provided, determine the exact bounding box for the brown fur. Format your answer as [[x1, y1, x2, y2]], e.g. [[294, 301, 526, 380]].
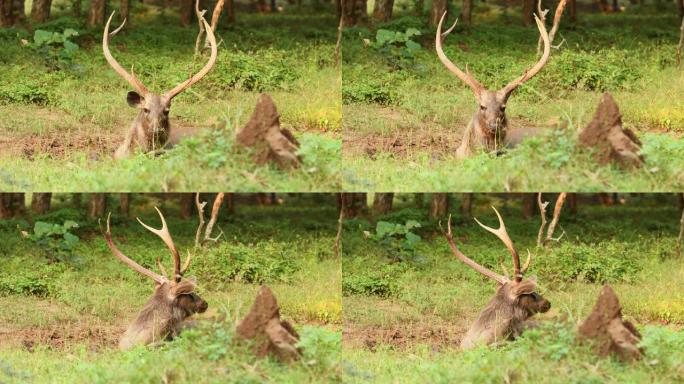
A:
[[460, 279, 550, 350], [456, 90, 510, 159], [119, 280, 208, 350], [114, 92, 172, 159]]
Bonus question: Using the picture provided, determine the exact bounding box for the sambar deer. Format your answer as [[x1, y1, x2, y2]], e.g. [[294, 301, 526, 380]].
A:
[[435, 12, 554, 159], [443, 207, 550, 350], [103, 208, 208, 350], [103, 11, 218, 159]]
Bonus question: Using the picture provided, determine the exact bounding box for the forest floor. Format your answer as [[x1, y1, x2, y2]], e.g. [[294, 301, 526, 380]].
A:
[[341, 194, 684, 383], [0, 195, 342, 383], [342, 7, 684, 191], [0, 6, 341, 191]]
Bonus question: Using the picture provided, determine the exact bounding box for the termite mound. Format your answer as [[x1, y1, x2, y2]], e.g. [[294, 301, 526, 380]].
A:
[[236, 285, 301, 362], [236, 93, 301, 169]]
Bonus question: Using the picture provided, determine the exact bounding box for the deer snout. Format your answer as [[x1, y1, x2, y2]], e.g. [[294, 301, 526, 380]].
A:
[[539, 300, 551, 313], [197, 300, 208, 313]]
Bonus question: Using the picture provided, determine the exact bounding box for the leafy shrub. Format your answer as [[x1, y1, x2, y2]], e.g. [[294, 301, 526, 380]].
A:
[[213, 50, 298, 92], [536, 241, 642, 283], [342, 77, 395, 104], [29, 29, 80, 71], [297, 133, 341, 176], [640, 326, 684, 373], [544, 49, 641, 91], [192, 242, 299, 284], [342, 263, 406, 297], [365, 220, 423, 262], [0, 264, 64, 296], [297, 326, 341, 371], [369, 28, 422, 68], [24, 220, 82, 264], [0, 82, 50, 105]]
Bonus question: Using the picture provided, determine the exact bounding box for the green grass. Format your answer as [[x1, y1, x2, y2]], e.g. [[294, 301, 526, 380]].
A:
[[0, 4, 341, 191], [0, 194, 342, 383], [341, 193, 684, 383], [342, 6, 684, 191]]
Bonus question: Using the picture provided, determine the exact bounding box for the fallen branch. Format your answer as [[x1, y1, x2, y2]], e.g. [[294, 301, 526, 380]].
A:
[[194, 0, 208, 57], [537, 0, 568, 55], [536, 193, 550, 248], [545, 192, 567, 244], [677, 193, 684, 257], [203, 192, 225, 242], [194, 193, 208, 248], [334, 206, 344, 258]]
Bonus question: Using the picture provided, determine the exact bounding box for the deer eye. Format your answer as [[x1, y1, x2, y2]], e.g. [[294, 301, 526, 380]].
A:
[[500, 105, 506, 111], [479, 105, 486, 111], [163, 109, 170, 115], [143, 108, 150, 114]]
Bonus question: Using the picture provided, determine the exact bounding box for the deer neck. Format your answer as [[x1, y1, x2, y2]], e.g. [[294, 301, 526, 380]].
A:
[[133, 112, 170, 152]]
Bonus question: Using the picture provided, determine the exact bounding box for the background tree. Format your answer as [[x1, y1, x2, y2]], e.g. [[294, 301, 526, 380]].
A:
[[0, 0, 25, 27], [461, 0, 472, 24], [180, 193, 194, 219], [522, 193, 536, 219], [372, 0, 394, 22], [568, 0, 576, 22], [461, 193, 473, 219], [31, 193, 52, 214], [0, 193, 24, 218], [429, 0, 447, 27], [429, 193, 449, 219], [181, 0, 193, 26], [119, 193, 131, 217], [373, 193, 394, 214], [87, 0, 106, 27], [88, 194, 107, 219], [31, 0, 53, 22], [522, 0, 534, 26]]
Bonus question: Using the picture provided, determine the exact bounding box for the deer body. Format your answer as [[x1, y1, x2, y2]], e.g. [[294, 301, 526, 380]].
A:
[[443, 207, 551, 350], [460, 280, 550, 349], [103, 208, 208, 350], [103, 12, 217, 159], [436, 10, 562, 159]]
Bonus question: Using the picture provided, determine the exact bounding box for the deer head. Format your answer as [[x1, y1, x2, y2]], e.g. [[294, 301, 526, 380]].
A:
[[102, 208, 208, 350], [103, 11, 218, 158], [443, 207, 550, 349], [436, 12, 551, 155]]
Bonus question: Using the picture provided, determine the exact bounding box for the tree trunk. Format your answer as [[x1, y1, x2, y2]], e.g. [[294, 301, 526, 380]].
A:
[[0, 193, 23, 218], [522, 193, 535, 219], [225, 193, 235, 214], [225, 0, 234, 23], [429, 0, 447, 27], [679, 0, 684, 17], [522, 0, 534, 26], [373, 193, 394, 215], [179, 193, 194, 219], [119, 193, 131, 217], [180, 0, 193, 26], [120, 0, 130, 23], [372, 0, 393, 22], [87, 0, 106, 26], [31, 193, 52, 214], [429, 193, 449, 219], [414, 0, 424, 15], [270, 0, 276, 12], [340, 193, 365, 218], [72, 0, 81, 17], [414, 193, 424, 208], [460, 0, 472, 24], [71, 193, 82, 209], [31, 0, 52, 22], [0, 0, 24, 26], [88, 194, 107, 219], [341, 0, 358, 25], [461, 193, 472, 219], [568, 0, 576, 22], [567, 193, 578, 215]]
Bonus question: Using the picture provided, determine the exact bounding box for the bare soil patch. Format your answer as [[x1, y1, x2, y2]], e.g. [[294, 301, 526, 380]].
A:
[[343, 322, 468, 351], [0, 322, 125, 352], [343, 129, 463, 160], [0, 132, 120, 161]]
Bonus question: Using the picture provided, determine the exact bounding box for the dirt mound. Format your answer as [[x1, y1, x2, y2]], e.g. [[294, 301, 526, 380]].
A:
[[236, 285, 301, 362], [579, 92, 644, 169], [0, 323, 124, 351], [343, 323, 466, 351], [236, 93, 300, 169], [579, 285, 643, 362]]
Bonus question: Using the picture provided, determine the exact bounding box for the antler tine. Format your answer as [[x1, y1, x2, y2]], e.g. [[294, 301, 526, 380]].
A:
[[156, 256, 168, 279], [501, 14, 551, 96], [474, 206, 522, 282], [102, 213, 166, 284], [103, 12, 149, 96], [181, 250, 192, 275], [435, 11, 485, 98], [164, 12, 218, 100], [442, 214, 507, 285], [521, 249, 532, 274], [137, 207, 182, 282]]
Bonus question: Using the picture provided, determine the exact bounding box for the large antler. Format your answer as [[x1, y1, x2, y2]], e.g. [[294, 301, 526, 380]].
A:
[[501, 14, 550, 96], [442, 215, 507, 285], [102, 213, 167, 284], [137, 207, 189, 282], [474, 206, 531, 283], [164, 12, 218, 100], [435, 12, 485, 98], [103, 12, 149, 96]]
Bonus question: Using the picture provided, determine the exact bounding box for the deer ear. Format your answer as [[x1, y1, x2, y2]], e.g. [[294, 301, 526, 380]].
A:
[[126, 91, 144, 108], [169, 280, 196, 298]]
